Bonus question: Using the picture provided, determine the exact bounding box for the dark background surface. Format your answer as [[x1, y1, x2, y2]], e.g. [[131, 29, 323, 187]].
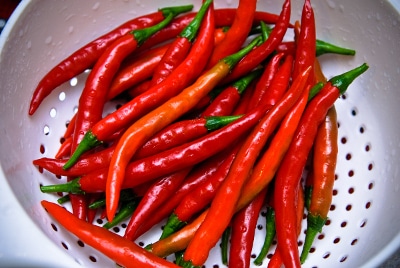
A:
[[0, 0, 399, 267]]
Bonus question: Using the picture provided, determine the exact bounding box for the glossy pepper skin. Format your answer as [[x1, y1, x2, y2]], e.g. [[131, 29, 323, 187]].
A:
[[300, 106, 338, 263], [105, 35, 263, 221], [228, 189, 266, 268], [41, 201, 180, 268], [63, 4, 216, 170], [206, 0, 257, 68], [28, 8, 174, 115], [273, 63, 368, 268], [222, 0, 291, 84], [150, 0, 213, 87]]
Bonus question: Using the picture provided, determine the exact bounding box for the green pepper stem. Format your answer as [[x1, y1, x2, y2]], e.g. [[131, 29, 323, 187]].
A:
[[223, 35, 263, 69], [316, 39, 356, 57], [329, 63, 369, 94], [103, 200, 138, 229], [221, 226, 231, 265], [133, 5, 194, 46], [57, 195, 70, 204], [205, 114, 242, 131], [232, 68, 263, 94], [88, 189, 136, 209], [308, 82, 325, 101], [254, 206, 276, 266], [304, 186, 313, 211], [159, 213, 186, 240], [300, 213, 327, 264], [40, 178, 84, 195], [179, 0, 212, 42], [63, 130, 102, 170]]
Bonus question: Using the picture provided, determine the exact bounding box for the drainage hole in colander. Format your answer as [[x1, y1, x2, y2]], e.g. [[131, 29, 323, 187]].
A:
[[43, 125, 50, 135]]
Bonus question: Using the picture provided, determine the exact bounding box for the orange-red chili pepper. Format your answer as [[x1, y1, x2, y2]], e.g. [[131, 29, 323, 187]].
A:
[[300, 106, 338, 263], [41, 200, 180, 268]]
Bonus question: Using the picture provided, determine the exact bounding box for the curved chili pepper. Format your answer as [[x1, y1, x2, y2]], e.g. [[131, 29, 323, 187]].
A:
[[55, 137, 72, 159], [63, 5, 215, 169], [206, 0, 257, 68], [41, 200, 180, 268], [300, 106, 338, 264], [40, 103, 268, 195], [228, 189, 266, 268], [260, 54, 294, 107], [150, 0, 212, 87], [214, 8, 282, 27], [107, 42, 170, 99], [200, 69, 262, 117], [28, 6, 190, 115], [273, 63, 368, 268], [248, 53, 284, 108], [292, 0, 316, 87], [182, 67, 311, 267], [70, 6, 192, 161], [124, 168, 192, 241], [134, 115, 242, 160], [222, 0, 291, 84], [35, 115, 239, 177], [106, 35, 263, 221], [137, 151, 228, 240], [161, 144, 240, 239]]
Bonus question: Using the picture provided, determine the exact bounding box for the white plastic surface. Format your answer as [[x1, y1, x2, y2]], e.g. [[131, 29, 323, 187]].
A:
[[0, 0, 400, 267]]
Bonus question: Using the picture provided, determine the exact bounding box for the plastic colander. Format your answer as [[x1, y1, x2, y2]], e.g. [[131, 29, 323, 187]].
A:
[[1, 0, 400, 267]]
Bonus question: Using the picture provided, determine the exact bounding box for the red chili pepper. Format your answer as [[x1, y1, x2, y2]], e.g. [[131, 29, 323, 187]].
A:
[[127, 79, 152, 98], [63, 4, 215, 169], [28, 6, 188, 115], [161, 144, 240, 239], [248, 53, 284, 108], [214, 8, 283, 27], [182, 67, 311, 267], [106, 36, 262, 221], [135, 152, 228, 240], [273, 63, 368, 268], [200, 69, 262, 117], [300, 106, 338, 264], [228, 188, 266, 268], [107, 42, 170, 99], [55, 136, 72, 159], [35, 115, 239, 177], [134, 115, 242, 160], [150, 0, 213, 87], [292, 0, 316, 87], [259, 54, 293, 107], [206, 0, 257, 68], [124, 168, 192, 241], [41, 200, 180, 268], [222, 0, 291, 84]]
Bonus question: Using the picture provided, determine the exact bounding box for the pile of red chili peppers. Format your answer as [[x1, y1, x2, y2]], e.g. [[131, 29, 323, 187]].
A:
[[33, 0, 369, 267]]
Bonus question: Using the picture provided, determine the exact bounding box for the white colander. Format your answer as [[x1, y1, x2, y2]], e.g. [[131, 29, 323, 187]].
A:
[[1, 0, 400, 267]]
